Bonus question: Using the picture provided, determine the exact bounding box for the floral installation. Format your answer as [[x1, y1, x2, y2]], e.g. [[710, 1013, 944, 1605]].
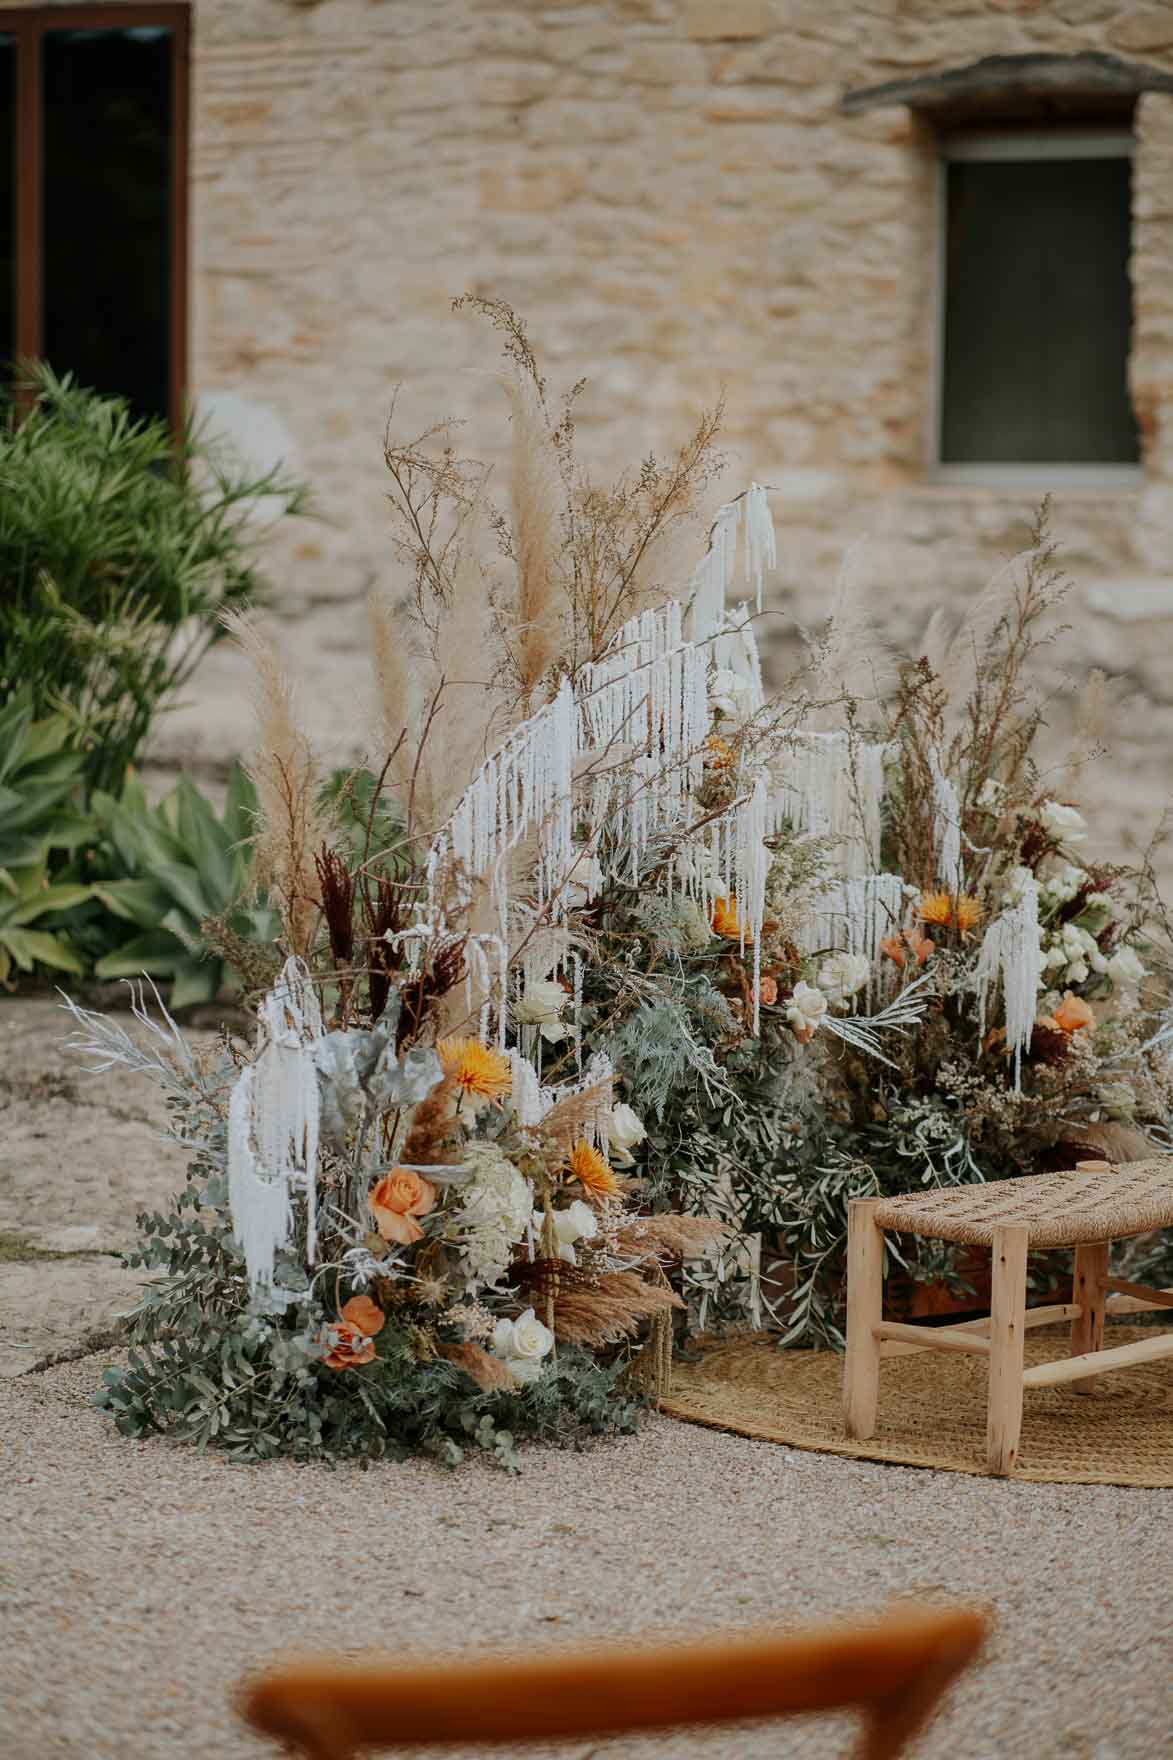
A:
[[70, 311, 1173, 1467]]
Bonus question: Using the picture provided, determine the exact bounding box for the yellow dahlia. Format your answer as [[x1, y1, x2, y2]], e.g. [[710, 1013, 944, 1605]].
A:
[[437, 1037, 512, 1103], [566, 1138, 620, 1199]]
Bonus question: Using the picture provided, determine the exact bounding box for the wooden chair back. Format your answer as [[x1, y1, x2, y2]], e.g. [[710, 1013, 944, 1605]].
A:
[[240, 1603, 986, 1760]]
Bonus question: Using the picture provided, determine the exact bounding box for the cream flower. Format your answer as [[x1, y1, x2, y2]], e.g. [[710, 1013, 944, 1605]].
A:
[[514, 977, 569, 1043], [606, 1101, 646, 1167], [491, 1307, 555, 1385], [786, 980, 828, 1044], [1107, 943, 1145, 988], [1039, 800, 1088, 844], [816, 952, 870, 1008], [537, 1199, 599, 1265]]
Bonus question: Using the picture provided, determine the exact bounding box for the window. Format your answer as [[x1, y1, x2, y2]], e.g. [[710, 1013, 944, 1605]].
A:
[[0, 6, 188, 427], [937, 129, 1139, 480]]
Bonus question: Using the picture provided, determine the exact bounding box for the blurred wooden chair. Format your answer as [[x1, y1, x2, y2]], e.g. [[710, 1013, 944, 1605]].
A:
[[240, 1603, 986, 1760]]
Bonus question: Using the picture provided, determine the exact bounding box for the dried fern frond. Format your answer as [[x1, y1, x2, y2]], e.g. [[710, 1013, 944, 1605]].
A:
[[223, 609, 327, 960]]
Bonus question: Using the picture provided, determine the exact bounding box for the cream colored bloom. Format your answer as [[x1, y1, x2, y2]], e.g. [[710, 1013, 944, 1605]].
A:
[[491, 1307, 555, 1384], [1039, 800, 1088, 844], [514, 977, 569, 1043], [816, 951, 870, 1008], [606, 1101, 646, 1166], [1107, 943, 1145, 988]]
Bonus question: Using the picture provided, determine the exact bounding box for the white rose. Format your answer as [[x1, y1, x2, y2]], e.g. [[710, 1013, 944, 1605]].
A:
[[514, 977, 569, 1043], [786, 980, 828, 1030], [1107, 944, 1145, 988], [491, 1307, 554, 1384], [606, 1101, 646, 1166], [1039, 800, 1088, 844], [816, 951, 871, 1008], [710, 667, 750, 719]]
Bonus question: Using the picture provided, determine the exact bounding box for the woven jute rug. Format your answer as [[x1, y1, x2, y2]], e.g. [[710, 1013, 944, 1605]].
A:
[[662, 1325, 1173, 1486]]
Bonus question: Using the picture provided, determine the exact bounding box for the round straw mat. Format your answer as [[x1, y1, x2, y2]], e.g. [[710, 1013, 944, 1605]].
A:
[[661, 1325, 1173, 1485]]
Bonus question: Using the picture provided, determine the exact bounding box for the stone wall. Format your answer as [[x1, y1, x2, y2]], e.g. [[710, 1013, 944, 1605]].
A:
[[7, 0, 1173, 872]]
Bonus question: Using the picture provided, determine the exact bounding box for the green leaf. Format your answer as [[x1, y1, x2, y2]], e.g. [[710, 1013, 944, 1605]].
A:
[[152, 860, 214, 926], [0, 927, 83, 973], [92, 878, 174, 929], [95, 930, 188, 978], [174, 777, 233, 904], [221, 760, 257, 854], [7, 882, 93, 924]]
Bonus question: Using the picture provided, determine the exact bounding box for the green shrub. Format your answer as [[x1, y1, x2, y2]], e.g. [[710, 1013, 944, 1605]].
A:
[[87, 765, 280, 1008], [0, 692, 93, 983], [0, 362, 309, 797]]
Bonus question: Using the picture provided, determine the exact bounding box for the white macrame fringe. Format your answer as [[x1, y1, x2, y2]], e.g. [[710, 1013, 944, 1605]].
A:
[[974, 875, 1042, 1088]]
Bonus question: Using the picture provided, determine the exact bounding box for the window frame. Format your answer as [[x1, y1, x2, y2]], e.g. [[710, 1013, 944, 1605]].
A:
[[930, 125, 1141, 488], [4, 3, 190, 429]]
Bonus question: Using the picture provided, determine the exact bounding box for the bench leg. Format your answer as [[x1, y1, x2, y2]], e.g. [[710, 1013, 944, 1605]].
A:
[[844, 1198, 884, 1440], [1070, 1241, 1109, 1394], [987, 1224, 1029, 1477]]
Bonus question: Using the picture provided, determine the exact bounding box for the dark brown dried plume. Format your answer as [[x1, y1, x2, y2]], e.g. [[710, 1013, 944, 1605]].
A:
[[401, 1072, 461, 1165]]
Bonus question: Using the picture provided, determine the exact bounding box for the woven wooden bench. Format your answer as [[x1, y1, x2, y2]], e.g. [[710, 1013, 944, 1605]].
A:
[[843, 1158, 1173, 1476]]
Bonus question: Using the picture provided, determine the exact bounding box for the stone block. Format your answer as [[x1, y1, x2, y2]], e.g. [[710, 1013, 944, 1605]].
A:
[[1110, 8, 1173, 51], [683, 0, 776, 41], [623, 41, 710, 84], [479, 162, 588, 211]]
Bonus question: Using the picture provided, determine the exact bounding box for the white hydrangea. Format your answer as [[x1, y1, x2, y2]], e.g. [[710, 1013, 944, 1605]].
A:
[[1041, 862, 1087, 907], [1040, 920, 1108, 987], [453, 1141, 534, 1287]]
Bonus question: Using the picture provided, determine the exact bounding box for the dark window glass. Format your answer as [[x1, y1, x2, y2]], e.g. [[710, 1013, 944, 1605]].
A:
[[0, 36, 13, 380], [941, 155, 1138, 466], [42, 27, 172, 424]]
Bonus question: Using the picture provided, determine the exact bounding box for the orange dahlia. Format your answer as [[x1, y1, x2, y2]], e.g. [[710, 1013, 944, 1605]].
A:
[[566, 1138, 620, 1200], [437, 1037, 512, 1103]]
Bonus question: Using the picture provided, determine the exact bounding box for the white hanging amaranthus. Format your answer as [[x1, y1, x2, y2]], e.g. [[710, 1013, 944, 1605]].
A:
[[228, 958, 323, 1295], [773, 731, 888, 883], [973, 874, 1043, 1087], [929, 744, 963, 894], [742, 481, 776, 614]]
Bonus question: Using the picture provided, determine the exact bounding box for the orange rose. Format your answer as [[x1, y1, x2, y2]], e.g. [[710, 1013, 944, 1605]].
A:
[[322, 1294, 385, 1372], [1052, 992, 1095, 1035], [881, 929, 935, 969], [369, 1168, 437, 1245], [756, 975, 779, 1007]]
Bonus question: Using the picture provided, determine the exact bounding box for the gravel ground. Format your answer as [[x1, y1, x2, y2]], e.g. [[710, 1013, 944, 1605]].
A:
[[2, 998, 1172, 1760]]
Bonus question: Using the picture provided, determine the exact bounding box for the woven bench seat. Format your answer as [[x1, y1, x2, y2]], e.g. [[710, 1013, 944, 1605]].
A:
[[844, 1158, 1173, 1475], [871, 1158, 1173, 1251]]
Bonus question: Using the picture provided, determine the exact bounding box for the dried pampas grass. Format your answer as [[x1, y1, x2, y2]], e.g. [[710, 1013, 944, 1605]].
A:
[[552, 1270, 682, 1347], [503, 370, 564, 706], [223, 609, 327, 960], [617, 1213, 727, 1265]]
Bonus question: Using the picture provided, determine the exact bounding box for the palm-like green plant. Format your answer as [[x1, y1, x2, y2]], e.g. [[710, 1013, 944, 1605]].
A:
[[90, 766, 280, 1008], [0, 362, 309, 796], [0, 691, 93, 981]]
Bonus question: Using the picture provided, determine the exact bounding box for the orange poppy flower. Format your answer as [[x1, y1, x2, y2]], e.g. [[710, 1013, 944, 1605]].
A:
[[437, 1037, 512, 1104], [1052, 991, 1095, 1035], [566, 1138, 620, 1200], [322, 1295, 385, 1372], [369, 1168, 438, 1246], [710, 895, 743, 938]]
